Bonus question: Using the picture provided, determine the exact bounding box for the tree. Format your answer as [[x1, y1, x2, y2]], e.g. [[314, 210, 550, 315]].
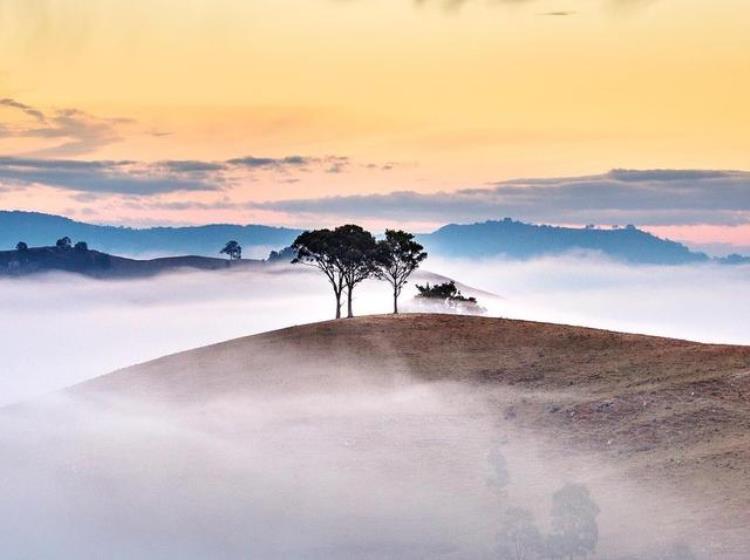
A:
[[336, 225, 378, 318], [292, 229, 347, 319], [292, 225, 378, 319], [15, 241, 28, 252], [415, 281, 480, 309], [374, 229, 427, 314], [547, 483, 600, 559], [56, 236, 72, 249], [267, 246, 297, 263], [496, 507, 545, 560], [220, 240, 242, 260], [74, 241, 88, 252]]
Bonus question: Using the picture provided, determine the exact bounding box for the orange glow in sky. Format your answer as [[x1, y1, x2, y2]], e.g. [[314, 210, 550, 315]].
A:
[[0, 0, 749, 248]]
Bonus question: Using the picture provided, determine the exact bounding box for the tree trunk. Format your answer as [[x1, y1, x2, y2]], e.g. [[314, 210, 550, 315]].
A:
[[347, 286, 354, 318], [335, 291, 342, 319], [393, 286, 399, 314]]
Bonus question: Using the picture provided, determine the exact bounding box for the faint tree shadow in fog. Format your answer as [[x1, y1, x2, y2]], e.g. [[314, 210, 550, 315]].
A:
[[488, 444, 699, 560]]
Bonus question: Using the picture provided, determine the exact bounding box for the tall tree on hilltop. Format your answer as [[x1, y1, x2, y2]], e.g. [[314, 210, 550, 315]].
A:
[[292, 225, 378, 319], [374, 229, 427, 314], [292, 228, 347, 319], [336, 225, 378, 318]]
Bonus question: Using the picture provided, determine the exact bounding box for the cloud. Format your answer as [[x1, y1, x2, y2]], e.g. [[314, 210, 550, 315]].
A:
[[0, 98, 126, 156], [0, 153, 394, 196], [0, 157, 219, 195], [411, 0, 647, 12], [0, 98, 45, 122], [225, 155, 352, 174], [163, 160, 226, 173], [226, 155, 312, 169], [252, 169, 750, 227]]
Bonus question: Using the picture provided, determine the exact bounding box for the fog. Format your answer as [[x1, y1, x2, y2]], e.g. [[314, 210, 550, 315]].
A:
[[429, 255, 750, 346], [1, 257, 745, 558], [0, 266, 376, 405], [0, 382, 700, 559], [2, 256, 749, 405]]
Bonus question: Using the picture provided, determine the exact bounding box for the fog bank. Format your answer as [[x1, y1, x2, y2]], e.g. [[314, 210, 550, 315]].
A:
[[430, 255, 750, 346], [1, 256, 748, 404], [0, 382, 704, 559]]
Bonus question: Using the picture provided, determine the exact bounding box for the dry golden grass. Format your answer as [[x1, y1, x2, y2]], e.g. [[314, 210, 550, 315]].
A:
[[76, 313, 750, 555]]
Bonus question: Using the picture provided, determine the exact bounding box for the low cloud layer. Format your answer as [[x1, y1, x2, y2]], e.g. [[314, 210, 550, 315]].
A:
[[254, 169, 750, 227], [0, 381, 691, 559], [0, 257, 732, 559], [2, 257, 749, 406]]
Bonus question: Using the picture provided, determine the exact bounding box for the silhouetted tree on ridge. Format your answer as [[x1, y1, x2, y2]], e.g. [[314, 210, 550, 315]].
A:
[[336, 225, 378, 318], [374, 229, 427, 314], [15, 241, 28, 252], [220, 240, 242, 261], [292, 228, 347, 319], [267, 245, 297, 263], [292, 225, 379, 319], [56, 236, 72, 249], [293, 225, 438, 319]]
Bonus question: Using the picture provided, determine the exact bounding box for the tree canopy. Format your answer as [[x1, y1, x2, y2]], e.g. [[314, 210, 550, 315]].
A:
[[374, 229, 427, 314], [293, 224, 432, 319], [220, 240, 242, 260], [292, 228, 347, 319], [56, 236, 72, 249], [336, 225, 378, 318]]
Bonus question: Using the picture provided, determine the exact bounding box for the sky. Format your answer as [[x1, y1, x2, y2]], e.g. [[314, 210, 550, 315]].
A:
[[0, 0, 749, 249]]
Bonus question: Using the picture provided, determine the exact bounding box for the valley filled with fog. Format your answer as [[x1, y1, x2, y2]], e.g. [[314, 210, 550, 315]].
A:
[[1, 257, 749, 559], [1, 256, 749, 405]]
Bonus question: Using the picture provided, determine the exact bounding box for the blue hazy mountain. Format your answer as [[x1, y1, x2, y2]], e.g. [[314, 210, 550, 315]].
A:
[[0, 211, 721, 265], [419, 219, 709, 264], [0, 211, 301, 257]]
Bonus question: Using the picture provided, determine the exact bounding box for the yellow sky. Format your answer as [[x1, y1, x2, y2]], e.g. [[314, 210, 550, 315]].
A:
[[0, 0, 749, 232]]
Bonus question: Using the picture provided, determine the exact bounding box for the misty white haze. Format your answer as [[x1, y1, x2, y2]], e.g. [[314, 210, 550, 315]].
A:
[[2, 256, 750, 405], [1, 257, 746, 559]]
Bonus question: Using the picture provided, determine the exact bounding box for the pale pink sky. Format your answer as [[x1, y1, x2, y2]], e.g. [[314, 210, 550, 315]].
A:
[[1, 0, 749, 252]]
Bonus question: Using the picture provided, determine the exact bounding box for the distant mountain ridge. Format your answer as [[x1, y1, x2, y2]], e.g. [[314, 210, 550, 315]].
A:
[[419, 219, 710, 264], [0, 211, 301, 258], [1, 210, 742, 265]]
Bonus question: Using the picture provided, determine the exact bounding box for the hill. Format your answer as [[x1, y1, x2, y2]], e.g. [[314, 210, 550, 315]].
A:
[[0, 245, 263, 278], [0, 210, 300, 257], [420, 219, 709, 264], [69, 315, 750, 556]]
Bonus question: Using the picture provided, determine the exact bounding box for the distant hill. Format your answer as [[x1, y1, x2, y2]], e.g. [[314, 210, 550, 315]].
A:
[[0, 245, 263, 278], [419, 219, 710, 264], [0, 211, 301, 258], [2, 211, 739, 265]]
